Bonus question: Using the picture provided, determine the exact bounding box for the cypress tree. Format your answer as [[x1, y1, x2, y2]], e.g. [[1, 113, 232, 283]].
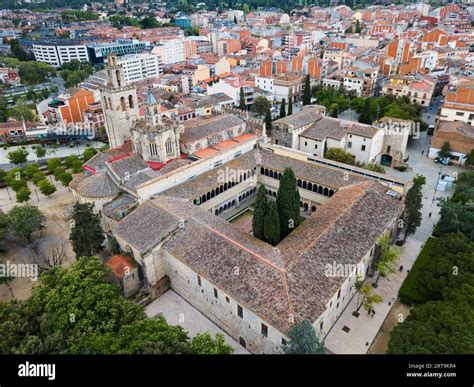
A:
[[263, 201, 280, 246], [303, 74, 311, 106], [288, 97, 293, 116], [265, 107, 272, 134], [402, 174, 426, 240], [359, 98, 373, 124], [239, 87, 245, 110], [276, 168, 300, 238], [280, 98, 286, 118], [252, 184, 268, 239]]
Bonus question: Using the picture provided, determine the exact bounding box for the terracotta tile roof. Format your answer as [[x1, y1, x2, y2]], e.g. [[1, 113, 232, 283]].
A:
[[107, 254, 137, 279]]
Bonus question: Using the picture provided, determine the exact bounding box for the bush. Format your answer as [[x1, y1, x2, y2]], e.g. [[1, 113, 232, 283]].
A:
[[399, 237, 436, 305]]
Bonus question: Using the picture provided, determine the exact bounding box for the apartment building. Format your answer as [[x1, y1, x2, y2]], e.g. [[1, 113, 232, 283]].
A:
[[207, 77, 255, 108], [116, 53, 163, 84], [46, 88, 96, 127], [255, 73, 304, 102], [151, 38, 185, 65], [86, 39, 151, 64], [382, 75, 436, 106], [343, 65, 378, 97], [33, 40, 89, 67], [438, 78, 474, 125]]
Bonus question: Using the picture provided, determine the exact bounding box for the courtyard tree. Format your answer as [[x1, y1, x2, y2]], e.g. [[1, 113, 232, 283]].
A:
[[6, 205, 46, 243], [263, 201, 280, 246], [402, 174, 426, 240], [252, 184, 268, 239], [11, 99, 35, 122], [59, 172, 73, 187], [24, 163, 40, 179], [7, 148, 29, 166], [280, 98, 286, 118], [465, 149, 474, 167], [38, 179, 57, 197], [303, 75, 311, 106], [69, 202, 104, 258], [276, 168, 300, 239], [46, 158, 62, 173], [283, 319, 325, 354], [15, 186, 31, 203]]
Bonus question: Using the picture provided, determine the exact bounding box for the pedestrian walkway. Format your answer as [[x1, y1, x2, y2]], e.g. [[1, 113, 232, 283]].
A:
[[324, 129, 459, 354]]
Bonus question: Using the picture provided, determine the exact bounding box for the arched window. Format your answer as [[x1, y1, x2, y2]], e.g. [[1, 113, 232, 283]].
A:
[[202, 195, 206, 203], [206, 192, 211, 200], [323, 187, 329, 196], [128, 95, 134, 109], [165, 138, 173, 155], [120, 97, 126, 111], [329, 189, 335, 197], [302, 181, 307, 189], [260, 167, 264, 174], [297, 179, 302, 187], [220, 185, 224, 193], [313, 184, 318, 193], [269, 170, 274, 178], [211, 190, 215, 198], [318, 186, 323, 194], [115, 70, 121, 87], [278, 173, 282, 180], [224, 182, 228, 190], [264, 168, 269, 176], [308, 183, 312, 191]]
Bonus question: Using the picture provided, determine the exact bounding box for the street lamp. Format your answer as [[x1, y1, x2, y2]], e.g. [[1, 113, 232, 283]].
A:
[[432, 165, 443, 203]]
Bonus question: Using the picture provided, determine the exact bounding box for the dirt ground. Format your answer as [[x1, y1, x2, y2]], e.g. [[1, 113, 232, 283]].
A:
[[229, 209, 253, 234], [368, 299, 412, 354], [0, 180, 76, 302]]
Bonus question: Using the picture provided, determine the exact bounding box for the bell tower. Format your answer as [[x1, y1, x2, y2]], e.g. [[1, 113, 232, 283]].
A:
[[101, 54, 139, 148], [131, 87, 181, 163]]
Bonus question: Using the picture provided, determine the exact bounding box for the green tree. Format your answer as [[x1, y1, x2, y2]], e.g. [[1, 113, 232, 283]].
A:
[[402, 174, 426, 240], [82, 147, 97, 162], [264, 107, 272, 134], [69, 202, 104, 258], [251, 96, 271, 115], [288, 97, 293, 116], [374, 232, 399, 286], [388, 285, 474, 354], [279, 98, 286, 118], [303, 74, 311, 106], [239, 87, 245, 110], [252, 184, 268, 239], [33, 146, 47, 160], [59, 60, 93, 88], [329, 103, 338, 117], [18, 62, 55, 85], [23, 162, 40, 179], [276, 168, 300, 239], [190, 332, 233, 354], [59, 172, 73, 187], [283, 319, 325, 354], [263, 201, 280, 246], [7, 205, 46, 243], [46, 158, 62, 172], [355, 282, 382, 313], [15, 186, 31, 203], [359, 98, 373, 124], [324, 148, 355, 165], [38, 179, 56, 197], [7, 148, 29, 165], [438, 140, 452, 159], [465, 149, 474, 167], [362, 163, 385, 173], [53, 166, 66, 181], [31, 171, 46, 186], [72, 160, 84, 173]]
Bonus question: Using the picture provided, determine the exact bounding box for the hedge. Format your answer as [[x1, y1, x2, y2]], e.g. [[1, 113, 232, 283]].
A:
[[398, 237, 437, 305]]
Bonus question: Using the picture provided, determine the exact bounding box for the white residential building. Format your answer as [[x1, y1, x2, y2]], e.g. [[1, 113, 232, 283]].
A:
[[151, 38, 185, 65], [33, 41, 89, 67], [116, 53, 163, 84]]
